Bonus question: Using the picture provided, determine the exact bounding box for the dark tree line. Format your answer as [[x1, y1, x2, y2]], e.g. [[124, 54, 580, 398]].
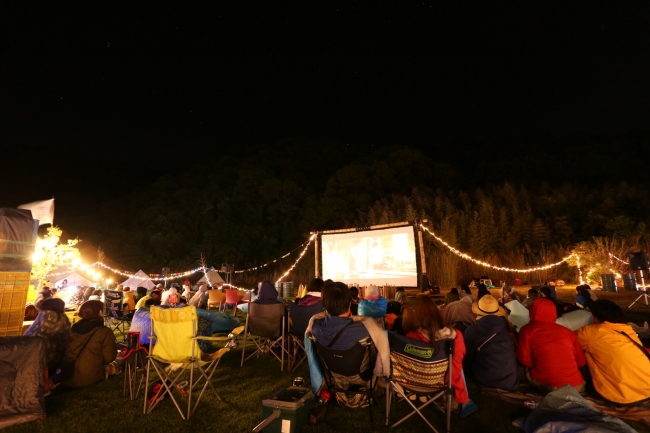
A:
[[81, 140, 650, 287]]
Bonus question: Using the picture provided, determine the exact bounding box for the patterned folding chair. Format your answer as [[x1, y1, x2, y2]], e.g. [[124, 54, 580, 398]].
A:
[[104, 290, 131, 342], [287, 301, 324, 372], [240, 301, 287, 371], [385, 332, 454, 433], [143, 306, 235, 420]]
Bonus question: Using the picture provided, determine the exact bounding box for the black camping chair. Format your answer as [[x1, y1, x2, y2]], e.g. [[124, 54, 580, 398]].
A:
[[287, 301, 324, 372], [240, 301, 288, 371], [309, 325, 378, 422], [385, 332, 454, 433], [104, 290, 132, 342]]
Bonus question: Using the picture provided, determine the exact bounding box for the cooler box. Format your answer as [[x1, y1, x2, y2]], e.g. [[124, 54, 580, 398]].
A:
[[259, 386, 314, 433]]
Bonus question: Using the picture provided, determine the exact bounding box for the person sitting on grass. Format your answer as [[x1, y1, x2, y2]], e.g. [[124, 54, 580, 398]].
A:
[[24, 298, 71, 379], [254, 281, 284, 305], [575, 285, 596, 309], [402, 296, 476, 415], [441, 285, 476, 332], [357, 284, 387, 319], [576, 299, 650, 404], [135, 289, 161, 309], [305, 282, 389, 399], [463, 295, 518, 391], [298, 277, 324, 306], [444, 287, 460, 305], [62, 300, 117, 387], [521, 288, 539, 309], [189, 283, 208, 308], [394, 286, 407, 304], [34, 286, 52, 309], [517, 298, 587, 394], [476, 283, 491, 301], [129, 298, 161, 347], [67, 285, 86, 311]]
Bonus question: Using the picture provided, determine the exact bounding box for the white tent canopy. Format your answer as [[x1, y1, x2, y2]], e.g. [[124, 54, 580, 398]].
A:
[[121, 270, 156, 290], [197, 270, 225, 286], [53, 271, 97, 288]]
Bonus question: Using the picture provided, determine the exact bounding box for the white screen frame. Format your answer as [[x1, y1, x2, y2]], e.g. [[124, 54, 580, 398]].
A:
[[319, 224, 420, 287]]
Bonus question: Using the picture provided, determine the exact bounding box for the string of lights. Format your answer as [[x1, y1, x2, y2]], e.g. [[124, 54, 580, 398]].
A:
[[234, 239, 312, 274], [420, 224, 574, 273], [608, 252, 629, 265], [276, 234, 316, 283], [575, 255, 584, 284]]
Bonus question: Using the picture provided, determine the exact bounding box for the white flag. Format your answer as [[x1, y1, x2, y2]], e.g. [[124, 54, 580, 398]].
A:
[[18, 198, 55, 225]]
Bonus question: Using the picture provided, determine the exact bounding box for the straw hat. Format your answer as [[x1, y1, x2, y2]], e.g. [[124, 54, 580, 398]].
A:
[[472, 294, 507, 317]]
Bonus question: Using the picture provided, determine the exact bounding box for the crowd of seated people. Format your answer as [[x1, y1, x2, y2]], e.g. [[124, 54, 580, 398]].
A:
[[302, 280, 650, 418]]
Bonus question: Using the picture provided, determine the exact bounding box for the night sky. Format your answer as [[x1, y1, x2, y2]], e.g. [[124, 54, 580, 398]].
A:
[[1, 1, 648, 232]]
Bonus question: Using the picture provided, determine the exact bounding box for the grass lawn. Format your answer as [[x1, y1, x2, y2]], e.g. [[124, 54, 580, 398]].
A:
[[7, 290, 650, 433]]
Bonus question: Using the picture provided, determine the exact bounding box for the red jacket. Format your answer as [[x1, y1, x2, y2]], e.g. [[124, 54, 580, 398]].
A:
[[516, 298, 586, 387]]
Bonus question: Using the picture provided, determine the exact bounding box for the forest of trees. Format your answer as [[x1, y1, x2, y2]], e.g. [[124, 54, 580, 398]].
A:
[[80, 141, 650, 288]]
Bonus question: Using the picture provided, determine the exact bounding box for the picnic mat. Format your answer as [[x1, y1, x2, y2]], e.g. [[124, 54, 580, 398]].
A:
[[481, 384, 650, 427]]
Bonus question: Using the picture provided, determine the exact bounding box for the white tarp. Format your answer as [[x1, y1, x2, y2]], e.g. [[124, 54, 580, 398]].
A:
[[197, 270, 225, 286], [53, 271, 97, 288], [121, 270, 156, 290]]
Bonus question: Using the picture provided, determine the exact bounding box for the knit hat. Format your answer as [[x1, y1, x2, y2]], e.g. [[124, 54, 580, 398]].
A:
[[472, 294, 507, 317], [366, 284, 379, 299]]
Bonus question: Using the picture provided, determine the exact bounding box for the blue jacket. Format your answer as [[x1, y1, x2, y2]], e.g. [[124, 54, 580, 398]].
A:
[[463, 315, 518, 391]]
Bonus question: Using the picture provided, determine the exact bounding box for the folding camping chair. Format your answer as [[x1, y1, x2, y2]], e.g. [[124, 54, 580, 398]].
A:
[[240, 300, 287, 371], [207, 290, 226, 311], [287, 301, 324, 372], [143, 306, 231, 420], [385, 332, 454, 433], [310, 329, 378, 422], [224, 289, 245, 315], [104, 290, 132, 343], [122, 331, 149, 400]]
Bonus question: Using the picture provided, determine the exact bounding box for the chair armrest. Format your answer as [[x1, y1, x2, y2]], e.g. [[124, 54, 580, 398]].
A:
[[193, 336, 224, 342]]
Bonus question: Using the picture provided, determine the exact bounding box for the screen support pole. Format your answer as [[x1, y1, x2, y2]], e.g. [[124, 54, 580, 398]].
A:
[[313, 232, 320, 278], [417, 222, 428, 289]]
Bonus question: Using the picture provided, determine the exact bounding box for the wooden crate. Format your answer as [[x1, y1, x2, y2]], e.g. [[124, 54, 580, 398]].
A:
[[0, 272, 31, 336]]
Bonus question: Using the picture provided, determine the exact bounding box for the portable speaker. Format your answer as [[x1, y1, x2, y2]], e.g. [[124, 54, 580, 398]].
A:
[[628, 252, 649, 271], [523, 253, 533, 267], [531, 252, 545, 266]]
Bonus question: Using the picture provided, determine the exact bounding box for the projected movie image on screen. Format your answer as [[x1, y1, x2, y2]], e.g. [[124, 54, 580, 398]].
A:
[[321, 226, 418, 287]]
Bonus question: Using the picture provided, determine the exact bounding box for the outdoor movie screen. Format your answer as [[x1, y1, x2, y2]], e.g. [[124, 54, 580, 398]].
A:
[[321, 225, 418, 287]]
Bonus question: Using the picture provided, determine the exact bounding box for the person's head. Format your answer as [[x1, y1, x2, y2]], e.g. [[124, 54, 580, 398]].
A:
[[477, 283, 490, 300], [322, 282, 352, 316], [39, 297, 65, 314], [527, 288, 539, 298], [116, 284, 124, 292], [539, 286, 553, 298], [136, 286, 147, 297], [460, 284, 471, 297], [307, 278, 324, 293], [151, 290, 162, 300], [258, 281, 278, 301], [396, 287, 405, 293], [350, 287, 359, 301], [123, 286, 131, 292], [472, 294, 507, 317], [402, 296, 443, 339], [365, 284, 380, 300], [39, 287, 52, 297], [50, 287, 58, 295], [79, 300, 104, 320], [93, 289, 102, 296], [145, 298, 161, 307], [576, 285, 590, 295], [450, 288, 459, 295], [590, 299, 626, 324]]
